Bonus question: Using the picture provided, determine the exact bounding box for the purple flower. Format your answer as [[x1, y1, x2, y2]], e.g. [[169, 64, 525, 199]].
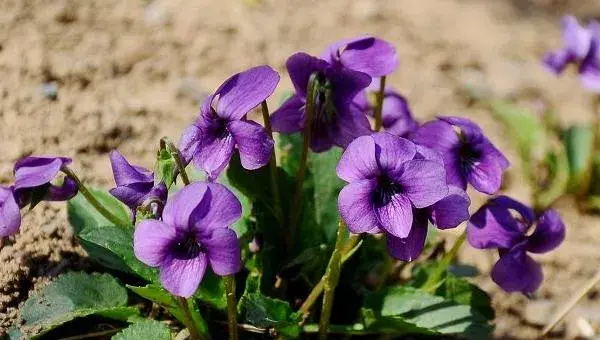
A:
[[337, 132, 448, 239], [109, 150, 167, 215], [580, 28, 600, 92], [322, 36, 399, 77], [543, 16, 595, 75], [467, 196, 565, 293], [134, 181, 242, 297], [411, 116, 509, 194], [179, 66, 279, 179], [13, 156, 78, 207], [353, 84, 418, 137], [271, 53, 372, 152], [0, 186, 20, 238]]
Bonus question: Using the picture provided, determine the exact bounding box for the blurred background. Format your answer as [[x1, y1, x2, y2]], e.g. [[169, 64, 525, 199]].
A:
[[1, 0, 600, 338]]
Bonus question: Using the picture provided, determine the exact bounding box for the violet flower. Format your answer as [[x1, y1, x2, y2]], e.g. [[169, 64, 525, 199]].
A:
[[13, 156, 78, 207], [411, 116, 509, 195], [337, 132, 448, 239], [179, 66, 279, 179], [271, 53, 372, 152], [580, 29, 600, 92], [134, 181, 242, 297], [321, 36, 398, 77], [543, 16, 595, 75], [353, 84, 418, 137], [109, 150, 167, 215], [467, 196, 565, 293], [0, 186, 20, 238]]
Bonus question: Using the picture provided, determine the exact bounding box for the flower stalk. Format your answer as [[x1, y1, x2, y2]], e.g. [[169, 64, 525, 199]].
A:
[[176, 297, 204, 340], [373, 76, 386, 131], [224, 275, 239, 340], [422, 230, 466, 292], [260, 101, 283, 223]]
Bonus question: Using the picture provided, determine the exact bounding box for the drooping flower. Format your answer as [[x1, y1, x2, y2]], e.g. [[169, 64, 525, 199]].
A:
[[109, 150, 167, 216], [411, 116, 509, 194], [179, 66, 279, 179], [543, 16, 595, 75], [134, 181, 241, 297], [337, 133, 448, 240], [0, 186, 20, 238], [353, 84, 418, 137], [467, 196, 565, 293], [271, 53, 372, 152], [13, 156, 78, 207], [321, 36, 399, 77]]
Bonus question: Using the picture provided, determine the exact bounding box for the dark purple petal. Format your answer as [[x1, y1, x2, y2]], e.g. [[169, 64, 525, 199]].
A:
[[213, 66, 280, 121], [160, 253, 207, 298], [179, 123, 203, 164], [310, 124, 336, 153], [202, 228, 241, 276], [338, 179, 379, 234], [385, 211, 428, 261], [580, 37, 600, 92], [270, 95, 305, 134], [438, 116, 482, 138], [109, 150, 153, 186], [411, 120, 459, 154], [467, 197, 529, 250], [46, 177, 78, 201], [428, 186, 470, 229], [286, 53, 329, 97], [491, 250, 543, 293], [375, 193, 413, 238], [110, 182, 153, 210], [491, 196, 535, 225], [336, 135, 378, 182], [527, 209, 565, 254], [0, 187, 21, 238], [14, 157, 70, 191], [194, 183, 242, 233], [338, 37, 399, 77], [395, 159, 448, 209], [134, 219, 176, 267], [192, 132, 235, 180], [543, 50, 571, 74], [228, 120, 273, 170], [467, 151, 504, 195], [324, 66, 371, 108], [330, 104, 372, 148], [162, 182, 209, 231], [371, 132, 416, 173], [414, 145, 444, 164]]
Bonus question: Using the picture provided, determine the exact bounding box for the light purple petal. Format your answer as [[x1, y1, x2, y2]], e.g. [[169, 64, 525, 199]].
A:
[[543, 50, 571, 74], [179, 123, 203, 164], [109, 150, 152, 186], [46, 177, 78, 201], [214, 65, 280, 120], [270, 95, 305, 134], [110, 183, 153, 210], [375, 193, 413, 238], [527, 209, 565, 254], [134, 220, 176, 267], [195, 183, 242, 233], [382, 93, 418, 136], [411, 120, 459, 154], [395, 160, 448, 209], [338, 37, 399, 77], [385, 212, 428, 262], [371, 132, 416, 173], [162, 182, 209, 231], [0, 187, 21, 238], [228, 120, 273, 170], [160, 253, 207, 298], [336, 135, 379, 182], [14, 157, 66, 190], [467, 152, 504, 195], [286, 53, 329, 97], [338, 179, 379, 234], [491, 250, 543, 294], [193, 132, 235, 180], [580, 37, 600, 93], [414, 145, 444, 164], [562, 15, 592, 59], [428, 186, 470, 229], [467, 198, 527, 250], [202, 228, 241, 276]]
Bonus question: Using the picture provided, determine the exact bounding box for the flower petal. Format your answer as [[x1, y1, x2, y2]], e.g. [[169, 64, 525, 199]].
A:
[[134, 220, 176, 267], [466, 198, 527, 250], [324, 66, 371, 107], [179, 123, 203, 164], [46, 177, 78, 201], [491, 250, 543, 293], [543, 50, 571, 74], [193, 132, 236, 180], [338, 179, 379, 234], [385, 211, 428, 261], [286, 53, 329, 97], [563, 15, 593, 59], [109, 150, 153, 186], [339, 37, 399, 77], [396, 160, 448, 209], [527, 209, 565, 254], [110, 182, 153, 210], [371, 132, 416, 173], [382, 93, 418, 136], [270, 95, 305, 134], [467, 152, 504, 195], [214, 65, 280, 120], [580, 37, 600, 92], [162, 182, 209, 231], [336, 135, 378, 182], [331, 104, 372, 148], [0, 187, 21, 238], [428, 186, 470, 229], [228, 120, 273, 170], [202, 228, 241, 276], [160, 253, 208, 298], [196, 183, 242, 233], [14, 157, 67, 190], [375, 193, 413, 238]]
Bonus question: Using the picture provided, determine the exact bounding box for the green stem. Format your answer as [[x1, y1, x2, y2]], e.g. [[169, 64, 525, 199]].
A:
[[288, 73, 319, 251], [176, 297, 204, 340], [224, 275, 239, 340], [61, 166, 130, 229], [261, 101, 283, 223], [422, 230, 466, 292], [161, 137, 191, 185], [373, 76, 386, 132]]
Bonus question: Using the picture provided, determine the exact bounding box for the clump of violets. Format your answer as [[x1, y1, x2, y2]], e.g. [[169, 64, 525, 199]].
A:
[[179, 66, 279, 179], [134, 181, 242, 297], [467, 196, 565, 293], [1, 156, 77, 237], [412, 116, 509, 194], [109, 150, 167, 218]]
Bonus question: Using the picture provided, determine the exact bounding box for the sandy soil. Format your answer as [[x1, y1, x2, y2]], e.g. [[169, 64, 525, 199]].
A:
[[1, 0, 600, 338]]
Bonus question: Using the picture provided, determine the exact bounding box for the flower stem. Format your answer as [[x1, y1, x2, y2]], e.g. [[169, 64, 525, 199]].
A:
[[260, 101, 283, 223], [160, 137, 191, 185], [373, 76, 386, 132], [176, 297, 204, 340], [224, 275, 239, 340], [288, 72, 320, 252], [61, 166, 131, 229], [422, 230, 466, 292]]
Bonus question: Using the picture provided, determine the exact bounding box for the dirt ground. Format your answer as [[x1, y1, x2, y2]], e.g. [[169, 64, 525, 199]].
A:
[[1, 0, 600, 338]]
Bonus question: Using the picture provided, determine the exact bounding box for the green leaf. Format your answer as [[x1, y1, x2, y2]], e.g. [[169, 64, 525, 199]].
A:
[[154, 148, 177, 189], [78, 225, 157, 282], [67, 188, 131, 234], [194, 270, 227, 310], [438, 275, 495, 320], [364, 286, 492, 339], [112, 320, 172, 340], [535, 147, 570, 210], [589, 152, 600, 196], [241, 293, 301, 338], [564, 125, 594, 195], [20, 272, 140, 338]]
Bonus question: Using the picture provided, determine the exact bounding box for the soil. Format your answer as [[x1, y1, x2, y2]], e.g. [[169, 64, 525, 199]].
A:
[[1, 0, 600, 338]]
